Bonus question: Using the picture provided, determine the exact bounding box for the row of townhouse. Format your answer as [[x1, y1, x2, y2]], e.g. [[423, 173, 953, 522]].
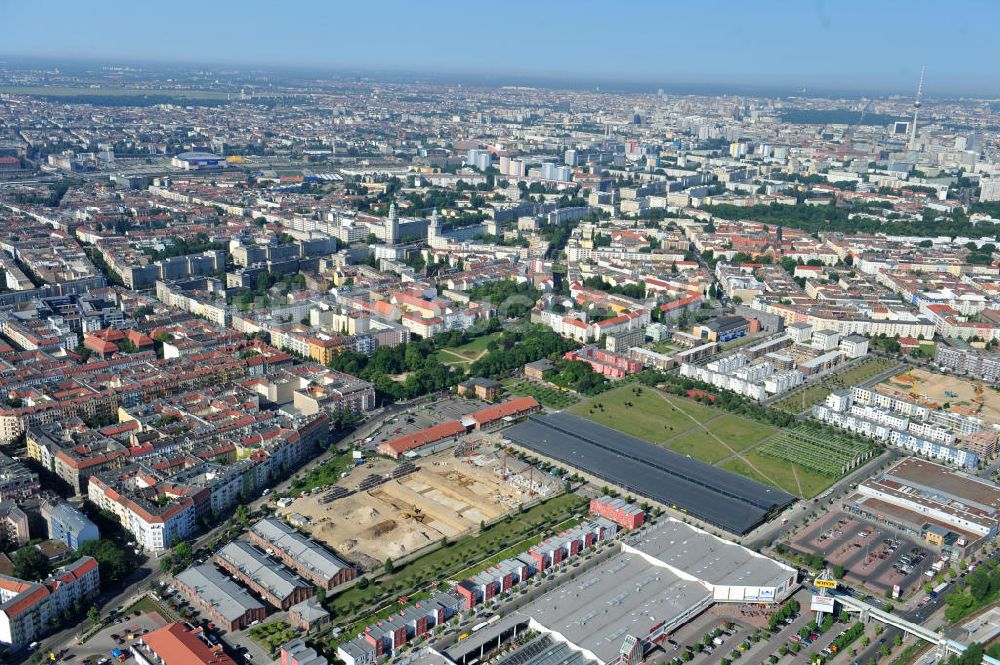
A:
[[456, 519, 619, 611], [337, 593, 461, 665], [848, 387, 930, 419], [813, 395, 979, 469], [0, 557, 100, 648]]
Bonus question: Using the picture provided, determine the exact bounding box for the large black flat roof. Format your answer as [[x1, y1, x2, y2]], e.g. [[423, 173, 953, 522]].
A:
[[504, 413, 794, 535]]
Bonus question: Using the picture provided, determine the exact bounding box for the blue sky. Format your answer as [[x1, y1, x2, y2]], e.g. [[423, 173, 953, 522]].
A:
[[1, 0, 998, 96]]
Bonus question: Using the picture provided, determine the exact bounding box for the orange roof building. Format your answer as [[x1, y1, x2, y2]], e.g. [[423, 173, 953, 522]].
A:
[[140, 622, 236, 665]]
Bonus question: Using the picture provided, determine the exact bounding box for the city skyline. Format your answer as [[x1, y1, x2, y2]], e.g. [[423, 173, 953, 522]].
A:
[[2, 0, 1000, 96]]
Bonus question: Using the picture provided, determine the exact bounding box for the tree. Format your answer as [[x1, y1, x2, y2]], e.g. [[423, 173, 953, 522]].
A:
[[12, 545, 50, 581], [165, 540, 194, 574], [384, 557, 394, 575], [77, 539, 131, 588], [236, 503, 250, 528], [87, 606, 102, 624]]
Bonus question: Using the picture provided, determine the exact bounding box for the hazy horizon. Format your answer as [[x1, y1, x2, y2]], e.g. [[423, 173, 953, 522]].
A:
[[2, 0, 1000, 98]]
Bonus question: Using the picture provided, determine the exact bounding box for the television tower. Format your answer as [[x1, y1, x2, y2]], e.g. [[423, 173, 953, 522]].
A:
[[908, 66, 925, 152]]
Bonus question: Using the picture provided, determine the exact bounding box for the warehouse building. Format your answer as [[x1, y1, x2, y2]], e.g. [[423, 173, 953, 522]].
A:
[[249, 518, 355, 591], [173, 565, 265, 632], [171, 152, 226, 170], [504, 414, 794, 535], [693, 315, 756, 343], [506, 519, 796, 664], [844, 457, 1000, 560], [214, 541, 313, 610]]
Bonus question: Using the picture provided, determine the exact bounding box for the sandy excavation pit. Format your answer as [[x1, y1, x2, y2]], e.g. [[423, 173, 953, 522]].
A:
[[280, 451, 528, 570]]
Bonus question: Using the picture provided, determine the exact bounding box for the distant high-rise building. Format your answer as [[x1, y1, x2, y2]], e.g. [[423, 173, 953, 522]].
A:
[[540, 163, 572, 182], [386, 202, 399, 244], [564, 149, 578, 166], [465, 148, 492, 171]]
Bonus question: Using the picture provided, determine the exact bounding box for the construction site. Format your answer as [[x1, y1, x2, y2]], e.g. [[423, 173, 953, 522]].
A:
[[278, 446, 558, 571], [876, 368, 1000, 424]]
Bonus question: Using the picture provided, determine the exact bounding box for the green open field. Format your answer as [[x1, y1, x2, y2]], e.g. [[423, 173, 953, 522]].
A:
[[663, 429, 734, 463], [836, 357, 899, 385], [327, 492, 586, 619], [568, 386, 777, 462], [773, 383, 834, 414], [287, 452, 354, 494], [432, 332, 500, 366], [703, 414, 779, 446], [567, 385, 845, 499], [502, 377, 578, 409], [567, 385, 720, 443], [720, 450, 834, 499], [773, 357, 899, 414]]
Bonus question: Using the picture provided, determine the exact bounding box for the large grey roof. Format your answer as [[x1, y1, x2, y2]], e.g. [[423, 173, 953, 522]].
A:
[[491, 635, 601, 665], [511, 552, 712, 663], [624, 519, 795, 590], [216, 541, 309, 603], [251, 517, 349, 581], [175, 564, 264, 622], [504, 413, 794, 535]]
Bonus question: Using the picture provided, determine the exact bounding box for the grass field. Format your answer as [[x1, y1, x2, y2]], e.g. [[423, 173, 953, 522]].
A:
[[327, 492, 586, 618], [566, 385, 844, 498], [650, 341, 680, 354], [663, 429, 734, 463], [773, 383, 834, 414], [433, 332, 500, 366], [774, 357, 899, 414], [288, 452, 355, 494], [502, 377, 578, 409], [568, 385, 720, 443], [836, 357, 899, 385], [720, 450, 833, 498], [704, 414, 778, 446]]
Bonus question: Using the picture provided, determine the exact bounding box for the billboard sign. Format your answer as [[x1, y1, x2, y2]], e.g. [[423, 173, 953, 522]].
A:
[[814, 579, 837, 589], [810, 595, 835, 613]]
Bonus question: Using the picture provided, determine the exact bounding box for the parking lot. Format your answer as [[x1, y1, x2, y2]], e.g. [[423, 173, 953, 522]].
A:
[[68, 609, 168, 664], [363, 395, 490, 450], [790, 511, 935, 597]]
